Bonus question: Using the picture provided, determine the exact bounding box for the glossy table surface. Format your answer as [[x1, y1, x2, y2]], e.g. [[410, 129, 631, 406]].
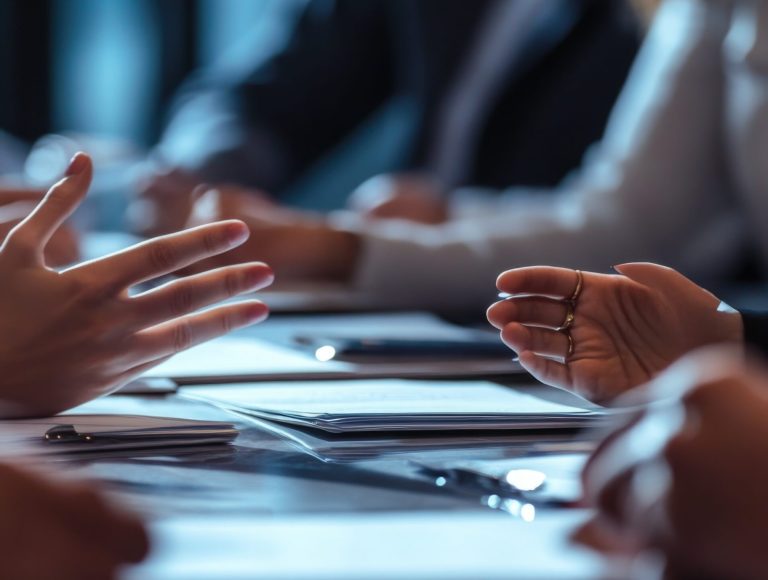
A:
[[50, 393, 620, 579]]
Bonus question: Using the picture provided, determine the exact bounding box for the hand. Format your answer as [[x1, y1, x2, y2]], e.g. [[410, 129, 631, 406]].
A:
[[0, 189, 79, 266], [487, 263, 744, 403], [130, 167, 203, 236], [184, 187, 360, 282], [0, 462, 148, 579], [0, 153, 274, 418], [348, 173, 449, 225], [578, 348, 768, 580]]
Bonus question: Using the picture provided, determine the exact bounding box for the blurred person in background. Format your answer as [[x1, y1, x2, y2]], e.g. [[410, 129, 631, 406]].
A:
[[166, 0, 768, 315], [136, 0, 640, 235]]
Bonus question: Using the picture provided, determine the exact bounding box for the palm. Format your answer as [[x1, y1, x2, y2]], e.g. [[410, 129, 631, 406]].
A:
[[565, 278, 688, 401], [488, 264, 743, 403]]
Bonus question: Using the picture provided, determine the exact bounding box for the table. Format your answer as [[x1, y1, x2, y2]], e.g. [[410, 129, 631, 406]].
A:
[[55, 394, 619, 579]]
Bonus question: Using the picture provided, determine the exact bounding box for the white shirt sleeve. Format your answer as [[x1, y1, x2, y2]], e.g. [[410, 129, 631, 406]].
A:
[[348, 0, 744, 311]]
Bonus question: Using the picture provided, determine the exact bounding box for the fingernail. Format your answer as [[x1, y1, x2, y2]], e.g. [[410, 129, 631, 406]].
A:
[[245, 265, 274, 289], [245, 303, 269, 323], [66, 152, 88, 176], [226, 222, 250, 246]]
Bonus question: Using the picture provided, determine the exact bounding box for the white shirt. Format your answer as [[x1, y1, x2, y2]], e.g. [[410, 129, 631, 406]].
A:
[[344, 0, 766, 311]]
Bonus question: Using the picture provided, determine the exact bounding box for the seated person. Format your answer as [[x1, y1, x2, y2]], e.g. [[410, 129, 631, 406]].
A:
[[0, 152, 274, 577], [136, 0, 640, 235], [171, 0, 768, 313], [577, 347, 768, 579]]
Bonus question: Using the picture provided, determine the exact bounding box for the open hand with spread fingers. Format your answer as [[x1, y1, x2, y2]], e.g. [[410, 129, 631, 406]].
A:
[[0, 153, 274, 417], [487, 263, 744, 403]]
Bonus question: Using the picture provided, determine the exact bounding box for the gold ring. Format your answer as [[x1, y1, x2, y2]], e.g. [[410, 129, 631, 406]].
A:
[[569, 270, 583, 303], [566, 333, 574, 359], [556, 302, 575, 332]]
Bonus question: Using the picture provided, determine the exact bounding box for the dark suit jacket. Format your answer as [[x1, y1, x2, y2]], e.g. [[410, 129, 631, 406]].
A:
[[159, 0, 640, 194], [742, 312, 768, 356]]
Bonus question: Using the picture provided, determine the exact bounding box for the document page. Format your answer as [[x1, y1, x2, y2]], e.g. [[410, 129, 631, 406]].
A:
[[182, 380, 604, 433]]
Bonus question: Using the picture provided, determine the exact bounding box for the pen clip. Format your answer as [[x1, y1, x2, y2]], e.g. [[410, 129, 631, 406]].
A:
[[44, 424, 96, 444]]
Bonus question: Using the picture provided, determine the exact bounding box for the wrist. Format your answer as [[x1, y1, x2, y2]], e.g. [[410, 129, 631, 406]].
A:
[[312, 226, 361, 283]]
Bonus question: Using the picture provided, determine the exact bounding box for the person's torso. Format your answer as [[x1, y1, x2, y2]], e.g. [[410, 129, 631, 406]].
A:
[[390, 0, 641, 189]]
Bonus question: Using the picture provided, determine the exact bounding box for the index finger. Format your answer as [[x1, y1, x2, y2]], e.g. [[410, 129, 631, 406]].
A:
[[496, 266, 581, 299], [69, 220, 250, 292]]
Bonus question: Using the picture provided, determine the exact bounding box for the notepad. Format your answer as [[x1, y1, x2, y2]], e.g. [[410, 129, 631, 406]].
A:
[[0, 415, 238, 455], [181, 380, 605, 434], [139, 312, 523, 384]]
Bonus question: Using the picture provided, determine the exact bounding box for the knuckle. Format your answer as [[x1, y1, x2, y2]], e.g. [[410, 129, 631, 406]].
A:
[[172, 321, 193, 353], [68, 274, 107, 303], [202, 230, 221, 255], [148, 241, 178, 272], [225, 272, 241, 297], [169, 286, 194, 317], [221, 311, 235, 334]]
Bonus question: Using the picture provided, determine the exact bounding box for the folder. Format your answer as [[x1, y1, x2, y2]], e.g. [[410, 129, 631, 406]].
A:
[[241, 416, 592, 463], [0, 415, 238, 455]]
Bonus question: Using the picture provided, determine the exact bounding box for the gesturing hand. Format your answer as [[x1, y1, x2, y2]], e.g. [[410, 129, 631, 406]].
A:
[[0, 153, 274, 417], [487, 263, 744, 403], [578, 348, 768, 580], [0, 462, 149, 579], [0, 189, 80, 265]]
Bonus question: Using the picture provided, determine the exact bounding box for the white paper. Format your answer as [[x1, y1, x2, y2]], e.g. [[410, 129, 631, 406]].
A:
[[181, 380, 604, 433], [144, 337, 353, 381], [185, 380, 593, 417]]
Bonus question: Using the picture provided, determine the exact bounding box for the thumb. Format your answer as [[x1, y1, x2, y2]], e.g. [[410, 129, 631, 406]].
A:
[[188, 187, 221, 226], [190, 183, 211, 204], [4, 152, 91, 262], [613, 262, 716, 305]]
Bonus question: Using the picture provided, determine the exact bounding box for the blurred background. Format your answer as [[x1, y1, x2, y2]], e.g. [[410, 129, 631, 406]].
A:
[[0, 0, 642, 216], [0, 0, 299, 145]]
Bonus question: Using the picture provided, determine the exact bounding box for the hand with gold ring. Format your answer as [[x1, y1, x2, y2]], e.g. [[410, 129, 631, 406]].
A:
[[486, 263, 744, 403]]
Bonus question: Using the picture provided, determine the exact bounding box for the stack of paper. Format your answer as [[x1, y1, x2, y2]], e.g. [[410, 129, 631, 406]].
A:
[[181, 380, 605, 434], [244, 417, 592, 462]]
